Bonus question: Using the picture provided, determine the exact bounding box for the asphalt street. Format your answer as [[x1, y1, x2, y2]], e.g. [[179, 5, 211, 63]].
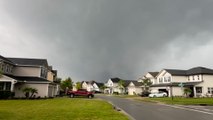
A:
[[97, 95, 213, 120]]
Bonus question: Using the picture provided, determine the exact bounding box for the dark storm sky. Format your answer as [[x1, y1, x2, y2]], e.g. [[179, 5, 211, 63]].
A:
[[1, 0, 213, 82]]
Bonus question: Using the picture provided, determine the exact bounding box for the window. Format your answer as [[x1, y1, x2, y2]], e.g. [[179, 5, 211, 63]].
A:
[[212, 88, 213, 94], [164, 76, 171, 82], [0, 82, 4, 90], [195, 87, 202, 93], [208, 88, 211, 94], [0, 82, 11, 91], [168, 77, 171, 82], [188, 76, 190, 81], [159, 78, 163, 83], [193, 76, 194, 80], [207, 87, 213, 94], [197, 75, 199, 80], [5, 82, 11, 91], [164, 77, 167, 82]]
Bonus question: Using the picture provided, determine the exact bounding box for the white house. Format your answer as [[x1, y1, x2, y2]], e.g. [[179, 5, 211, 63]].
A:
[[127, 81, 143, 95], [150, 67, 213, 97], [82, 81, 103, 92], [105, 78, 136, 94], [139, 72, 159, 84]]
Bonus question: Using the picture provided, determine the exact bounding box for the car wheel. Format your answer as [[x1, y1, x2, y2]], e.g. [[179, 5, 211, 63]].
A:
[[70, 94, 74, 98], [88, 95, 93, 99]]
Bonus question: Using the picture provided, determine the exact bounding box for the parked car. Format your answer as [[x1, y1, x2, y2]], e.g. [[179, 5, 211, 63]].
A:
[[67, 89, 94, 98], [140, 91, 151, 97], [149, 91, 167, 98]]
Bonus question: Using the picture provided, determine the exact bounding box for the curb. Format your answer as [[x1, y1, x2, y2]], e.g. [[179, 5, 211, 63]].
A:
[[107, 101, 136, 120]]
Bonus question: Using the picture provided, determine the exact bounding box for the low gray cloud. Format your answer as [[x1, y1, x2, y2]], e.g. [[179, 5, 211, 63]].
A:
[[1, 0, 213, 82]]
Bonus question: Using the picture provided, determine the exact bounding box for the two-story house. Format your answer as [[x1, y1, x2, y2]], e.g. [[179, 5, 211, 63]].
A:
[[0, 55, 59, 98], [105, 78, 137, 94], [82, 81, 104, 92], [139, 72, 159, 84], [0, 55, 17, 92], [150, 67, 213, 97]]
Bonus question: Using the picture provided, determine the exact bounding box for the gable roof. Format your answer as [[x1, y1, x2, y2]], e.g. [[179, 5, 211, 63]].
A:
[[7, 58, 48, 67], [187, 67, 213, 75], [148, 72, 159, 77], [131, 81, 143, 86], [96, 83, 104, 87], [164, 69, 187, 76], [0, 55, 14, 64], [110, 78, 121, 83]]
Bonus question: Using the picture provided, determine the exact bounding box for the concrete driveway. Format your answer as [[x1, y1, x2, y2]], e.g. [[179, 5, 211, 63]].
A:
[[97, 95, 213, 120]]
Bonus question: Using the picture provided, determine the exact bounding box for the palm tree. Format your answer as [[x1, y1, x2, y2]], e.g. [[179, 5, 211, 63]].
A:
[[23, 87, 38, 98], [184, 88, 192, 97], [22, 87, 31, 98], [30, 88, 38, 98]]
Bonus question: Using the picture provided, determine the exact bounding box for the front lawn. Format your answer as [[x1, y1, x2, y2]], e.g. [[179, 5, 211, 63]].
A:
[[0, 98, 129, 120], [141, 97, 213, 105]]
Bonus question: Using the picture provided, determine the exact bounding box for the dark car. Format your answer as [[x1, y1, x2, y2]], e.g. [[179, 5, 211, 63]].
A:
[[140, 91, 151, 97], [67, 89, 94, 98]]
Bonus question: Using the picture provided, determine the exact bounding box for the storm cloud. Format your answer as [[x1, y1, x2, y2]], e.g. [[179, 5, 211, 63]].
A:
[[1, 0, 213, 82]]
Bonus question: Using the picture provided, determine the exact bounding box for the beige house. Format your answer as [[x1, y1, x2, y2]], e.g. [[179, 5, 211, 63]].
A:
[[127, 81, 143, 95], [150, 67, 213, 97], [0, 55, 59, 98]]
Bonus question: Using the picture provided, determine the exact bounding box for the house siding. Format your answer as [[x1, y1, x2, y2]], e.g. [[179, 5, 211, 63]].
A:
[[14, 83, 49, 98], [12, 66, 41, 77]]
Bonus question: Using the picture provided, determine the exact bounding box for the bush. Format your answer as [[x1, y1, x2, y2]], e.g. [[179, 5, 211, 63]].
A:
[[113, 92, 119, 95], [0, 91, 15, 99]]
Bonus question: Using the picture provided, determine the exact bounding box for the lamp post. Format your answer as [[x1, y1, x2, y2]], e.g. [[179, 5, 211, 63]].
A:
[[170, 82, 173, 100]]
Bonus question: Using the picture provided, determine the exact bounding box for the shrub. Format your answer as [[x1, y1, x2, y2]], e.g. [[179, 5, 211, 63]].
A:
[[0, 91, 15, 99]]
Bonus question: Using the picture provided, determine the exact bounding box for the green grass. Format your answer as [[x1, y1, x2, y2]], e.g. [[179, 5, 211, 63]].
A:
[[142, 97, 213, 105], [0, 98, 129, 120]]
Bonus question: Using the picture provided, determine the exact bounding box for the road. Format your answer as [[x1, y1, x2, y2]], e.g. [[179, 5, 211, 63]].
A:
[[97, 95, 213, 120]]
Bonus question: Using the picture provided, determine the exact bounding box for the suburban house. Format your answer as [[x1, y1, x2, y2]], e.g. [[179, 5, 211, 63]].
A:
[[127, 81, 143, 95], [104, 78, 137, 94], [150, 67, 213, 97], [81, 81, 104, 92], [0, 55, 59, 98], [139, 72, 159, 84]]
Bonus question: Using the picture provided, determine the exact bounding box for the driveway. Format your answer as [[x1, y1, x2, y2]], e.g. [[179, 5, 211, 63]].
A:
[[97, 95, 213, 120]]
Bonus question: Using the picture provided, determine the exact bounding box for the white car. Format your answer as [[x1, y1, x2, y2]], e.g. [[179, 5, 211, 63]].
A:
[[149, 92, 167, 98]]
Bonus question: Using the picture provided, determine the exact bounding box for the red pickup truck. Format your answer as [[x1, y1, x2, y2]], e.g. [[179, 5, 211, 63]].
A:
[[67, 89, 94, 98]]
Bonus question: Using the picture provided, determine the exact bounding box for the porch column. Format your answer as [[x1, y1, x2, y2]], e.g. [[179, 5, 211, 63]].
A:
[[193, 87, 196, 98], [168, 87, 171, 97], [11, 80, 17, 91]]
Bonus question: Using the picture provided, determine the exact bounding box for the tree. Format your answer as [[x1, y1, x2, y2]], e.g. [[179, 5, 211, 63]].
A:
[[30, 88, 38, 98], [140, 78, 152, 91], [75, 82, 82, 90], [60, 77, 73, 92], [118, 80, 125, 94], [22, 87, 31, 98], [184, 88, 192, 97], [22, 87, 38, 98]]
